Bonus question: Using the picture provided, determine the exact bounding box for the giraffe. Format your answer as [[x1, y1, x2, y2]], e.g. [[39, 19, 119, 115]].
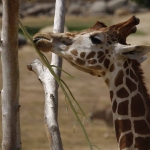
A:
[[33, 16, 150, 150]]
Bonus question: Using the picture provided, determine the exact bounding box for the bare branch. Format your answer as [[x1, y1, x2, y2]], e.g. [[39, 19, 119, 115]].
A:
[[51, 0, 66, 88], [1, 0, 21, 149], [28, 59, 63, 150], [43, 0, 66, 149], [27, 0, 66, 149]]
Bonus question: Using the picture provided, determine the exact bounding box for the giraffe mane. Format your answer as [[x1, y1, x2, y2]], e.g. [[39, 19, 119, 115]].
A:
[[133, 60, 150, 117]]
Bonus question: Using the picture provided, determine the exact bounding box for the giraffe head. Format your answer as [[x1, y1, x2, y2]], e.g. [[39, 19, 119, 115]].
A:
[[33, 16, 150, 77]]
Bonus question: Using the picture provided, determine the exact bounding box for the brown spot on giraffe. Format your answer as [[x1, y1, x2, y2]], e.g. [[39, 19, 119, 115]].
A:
[[127, 59, 132, 64], [112, 100, 117, 113], [104, 58, 110, 69], [71, 49, 78, 56], [107, 40, 112, 45], [98, 56, 105, 63], [109, 64, 115, 72], [119, 132, 133, 149], [115, 119, 131, 142], [101, 71, 105, 76], [75, 58, 85, 66], [116, 87, 129, 98], [110, 91, 114, 101], [65, 54, 73, 60], [97, 51, 104, 58], [89, 71, 96, 76], [123, 60, 128, 68], [134, 120, 150, 134], [88, 59, 97, 64], [135, 137, 150, 149], [105, 49, 109, 54], [115, 70, 124, 87], [118, 100, 129, 115], [86, 51, 96, 59], [80, 52, 86, 58], [105, 78, 110, 85], [131, 94, 145, 117], [126, 77, 137, 92], [126, 68, 130, 75]]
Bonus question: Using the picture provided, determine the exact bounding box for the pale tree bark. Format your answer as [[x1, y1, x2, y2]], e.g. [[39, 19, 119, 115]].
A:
[[44, 0, 66, 149], [28, 59, 63, 150], [29, 0, 65, 149], [1, 0, 21, 150], [52, 0, 66, 90]]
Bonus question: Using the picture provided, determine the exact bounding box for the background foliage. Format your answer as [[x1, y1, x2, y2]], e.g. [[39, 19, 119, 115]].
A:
[[133, 0, 150, 8]]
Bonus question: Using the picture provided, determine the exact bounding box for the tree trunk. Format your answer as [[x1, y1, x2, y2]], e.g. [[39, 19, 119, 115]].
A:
[[51, 0, 66, 90], [44, 0, 66, 149], [28, 59, 64, 150], [1, 0, 21, 149], [28, 0, 66, 149]]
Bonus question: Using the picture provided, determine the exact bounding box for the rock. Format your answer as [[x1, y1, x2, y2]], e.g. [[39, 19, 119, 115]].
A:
[[89, 1, 107, 15], [22, 3, 55, 16], [49, 8, 55, 16], [107, 0, 128, 13], [67, 3, 82, 15], [20, 2, 34, 11], [114, 8, 130, 16], [39, 25, 68, 33], [128, 1, 139, 13]]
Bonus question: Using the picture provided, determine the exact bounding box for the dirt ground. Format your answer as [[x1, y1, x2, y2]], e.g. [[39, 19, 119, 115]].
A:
[[0, 12, 150, 150]]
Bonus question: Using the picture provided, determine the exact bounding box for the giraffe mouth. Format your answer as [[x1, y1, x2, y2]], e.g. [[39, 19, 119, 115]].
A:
[[33, 32, 74, 53], [33, 33, 52, 42], [33, 33, 54, 52]]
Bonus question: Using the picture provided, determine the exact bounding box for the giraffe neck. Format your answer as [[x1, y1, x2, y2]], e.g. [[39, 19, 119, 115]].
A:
[[104, 59, 150, 150]]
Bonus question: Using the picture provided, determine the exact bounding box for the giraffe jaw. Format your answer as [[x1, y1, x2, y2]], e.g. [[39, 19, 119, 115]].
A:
[[65, 58, 101, 76]]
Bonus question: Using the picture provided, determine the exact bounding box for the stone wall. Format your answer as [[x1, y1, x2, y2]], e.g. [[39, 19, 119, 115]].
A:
[[0, 0, 148, 17]]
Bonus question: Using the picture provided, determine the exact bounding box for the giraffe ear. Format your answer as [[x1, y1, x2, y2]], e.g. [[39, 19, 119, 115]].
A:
[[120, 45, 150, 63], [90, 21, 107, 30]]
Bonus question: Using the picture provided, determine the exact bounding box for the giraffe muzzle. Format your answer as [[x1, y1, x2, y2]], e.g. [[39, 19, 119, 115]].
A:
[[33, 33, 53, 52]]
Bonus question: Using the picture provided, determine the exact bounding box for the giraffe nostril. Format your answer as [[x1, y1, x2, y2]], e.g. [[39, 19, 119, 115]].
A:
[[133, 16, 140, 25], [33, 38, 41, 43]]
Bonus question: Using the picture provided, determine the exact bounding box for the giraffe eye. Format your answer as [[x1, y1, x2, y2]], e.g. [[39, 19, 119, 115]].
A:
[[90, 36, 102, 44], [62, 39, 73, 46]]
